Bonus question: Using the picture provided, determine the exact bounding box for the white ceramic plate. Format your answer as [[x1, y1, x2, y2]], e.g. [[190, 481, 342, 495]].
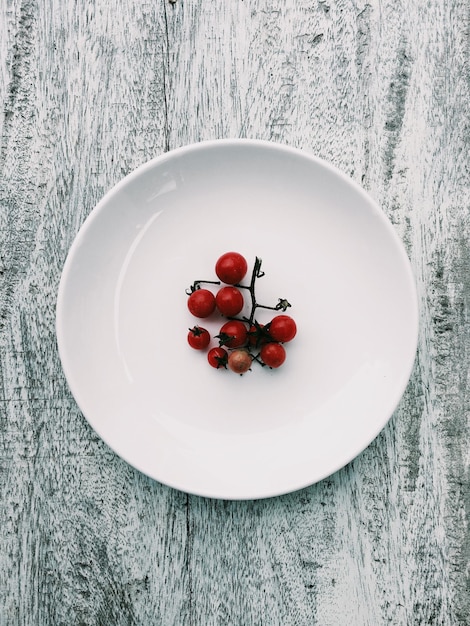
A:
[[56, 139, 418, 499]]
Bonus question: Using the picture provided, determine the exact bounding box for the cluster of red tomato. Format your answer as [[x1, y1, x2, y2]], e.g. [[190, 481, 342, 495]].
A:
[[186, 252, 297, 374]]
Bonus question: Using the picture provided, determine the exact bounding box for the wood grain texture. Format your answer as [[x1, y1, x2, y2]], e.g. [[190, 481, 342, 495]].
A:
[[0, 0, 468, 624]]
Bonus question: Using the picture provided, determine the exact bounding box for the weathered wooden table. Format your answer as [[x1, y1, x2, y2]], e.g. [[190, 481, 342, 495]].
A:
[[1, 1, 468, 624]]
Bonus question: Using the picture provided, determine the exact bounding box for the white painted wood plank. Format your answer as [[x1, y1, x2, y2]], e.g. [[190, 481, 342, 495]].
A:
[[0, 0, 468, 624]]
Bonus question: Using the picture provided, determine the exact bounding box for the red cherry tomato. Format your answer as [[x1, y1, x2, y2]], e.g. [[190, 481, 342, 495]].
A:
[[248, 322, 270, 348], [208, 347, 228, 369], [248, 324, 259, 347], [187, 326, 210, 350], [215, 252, 248, 285], [216, 320, 248, 348], [267, 315, 297, 343], [228, 349, 252, 374], [260, 342, 286, 368], [187, 289, 216, 318], [215, 286, 244, 317]]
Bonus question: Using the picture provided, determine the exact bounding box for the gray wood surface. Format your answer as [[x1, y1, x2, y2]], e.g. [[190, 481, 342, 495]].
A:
[[1, 0, 469, 624]]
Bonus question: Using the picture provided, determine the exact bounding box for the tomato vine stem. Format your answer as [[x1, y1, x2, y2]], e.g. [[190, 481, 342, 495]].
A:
[[186, 279, 220, 295], [236, 257, 291, 325], [186, 257, 291, 329]]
